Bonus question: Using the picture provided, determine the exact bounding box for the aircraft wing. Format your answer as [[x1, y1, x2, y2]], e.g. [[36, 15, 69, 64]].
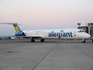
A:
[[15, 36, 42, 39]]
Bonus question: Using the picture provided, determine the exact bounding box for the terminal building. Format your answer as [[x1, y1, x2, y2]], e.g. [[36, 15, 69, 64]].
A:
[[77, 23, 93, 36]]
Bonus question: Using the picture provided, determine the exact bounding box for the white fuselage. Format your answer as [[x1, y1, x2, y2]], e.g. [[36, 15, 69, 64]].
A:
[[22, 28, 90, 39]]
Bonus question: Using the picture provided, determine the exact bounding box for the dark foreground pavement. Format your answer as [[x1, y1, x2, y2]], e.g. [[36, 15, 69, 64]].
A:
[[0, 39, 93, 70]]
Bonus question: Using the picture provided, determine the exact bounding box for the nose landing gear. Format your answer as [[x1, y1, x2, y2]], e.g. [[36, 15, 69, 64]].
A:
[[82, 39, 86, 43], [92, 39, 93, 43]]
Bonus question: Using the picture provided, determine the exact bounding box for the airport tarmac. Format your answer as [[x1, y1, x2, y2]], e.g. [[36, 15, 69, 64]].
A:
[[0, 39, 93, 70]]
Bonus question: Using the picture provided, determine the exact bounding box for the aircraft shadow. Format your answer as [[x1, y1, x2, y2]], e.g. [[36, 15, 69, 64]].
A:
[[0, 39, 92, 43]]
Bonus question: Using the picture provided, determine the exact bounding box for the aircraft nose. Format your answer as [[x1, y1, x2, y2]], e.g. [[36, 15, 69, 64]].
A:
[[86, 34, 91, 38], [82, 33, 91, 38]]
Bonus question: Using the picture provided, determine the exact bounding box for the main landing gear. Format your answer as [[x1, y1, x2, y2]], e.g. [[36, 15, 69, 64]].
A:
[[82, 39, 86, 43], [31, 38, 35, 42], [31, 38, 45, 42], [41, 39, 44, 42]]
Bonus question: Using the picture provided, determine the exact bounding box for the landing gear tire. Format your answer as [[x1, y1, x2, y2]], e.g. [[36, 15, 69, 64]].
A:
[[31, 39, 35, 42], [92, 39, 93, 43], [41, 39, 44, 42], [82, 39, 86, 43]]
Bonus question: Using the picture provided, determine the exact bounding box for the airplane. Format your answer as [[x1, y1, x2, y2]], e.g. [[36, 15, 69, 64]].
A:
[[1, 23, 92, 43]]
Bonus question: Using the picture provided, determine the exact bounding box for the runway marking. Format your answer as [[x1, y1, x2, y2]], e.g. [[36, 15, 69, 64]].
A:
[[32, 43, 59, 70], [72, 43, 93, 59]]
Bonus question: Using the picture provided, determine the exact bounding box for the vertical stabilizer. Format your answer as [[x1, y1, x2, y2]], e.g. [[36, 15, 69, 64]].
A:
[[13, 23, 21, 32]]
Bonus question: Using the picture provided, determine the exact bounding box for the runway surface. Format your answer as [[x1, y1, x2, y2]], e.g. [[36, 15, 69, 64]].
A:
[[0, 39, 93, 70]]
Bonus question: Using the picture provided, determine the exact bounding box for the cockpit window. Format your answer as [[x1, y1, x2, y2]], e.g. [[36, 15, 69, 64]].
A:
[[78, 30, 85, 32]]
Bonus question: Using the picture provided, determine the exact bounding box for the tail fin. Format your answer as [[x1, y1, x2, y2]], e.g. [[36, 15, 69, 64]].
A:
[[13, 23, 21, 32], [1, 23, 21, 32]]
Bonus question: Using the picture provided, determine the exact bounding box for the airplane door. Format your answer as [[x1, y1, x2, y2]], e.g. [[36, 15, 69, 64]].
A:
[[73, 31, 76, 37]]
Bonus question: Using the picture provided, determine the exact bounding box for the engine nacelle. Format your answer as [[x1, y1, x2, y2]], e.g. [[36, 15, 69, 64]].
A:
[[15, 31, 26, 36]]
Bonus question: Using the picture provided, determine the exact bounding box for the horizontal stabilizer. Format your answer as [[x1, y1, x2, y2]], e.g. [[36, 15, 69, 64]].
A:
[[0, 23, 21, 25], [1, 23, 21, 32]]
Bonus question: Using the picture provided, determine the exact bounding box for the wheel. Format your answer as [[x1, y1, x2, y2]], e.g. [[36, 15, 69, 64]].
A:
[[41, 39, 44, 42], [92, 39, 93, 43], [31, 39, 35, 42], [82, 39, 86, 43], [82, 40, 85, 43]]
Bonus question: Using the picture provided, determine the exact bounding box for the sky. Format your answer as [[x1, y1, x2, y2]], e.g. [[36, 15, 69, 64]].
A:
[[0, 0, 93, 36]]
